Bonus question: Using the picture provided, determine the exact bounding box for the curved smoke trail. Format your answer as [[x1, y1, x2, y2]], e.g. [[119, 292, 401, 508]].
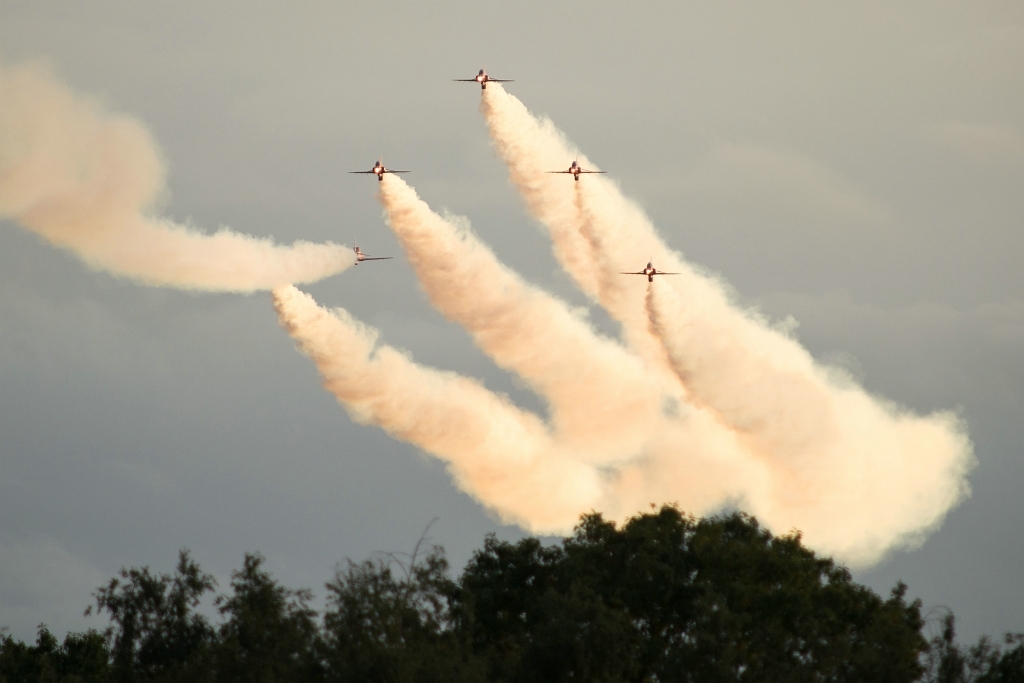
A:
[[477, 83, 974, 564], [273, 167, 971, 564], [0, 62, 353, 291], [646, 281, 973, 560], [273, 281, 762, 536], [479, 89, 670, 368], [272, 284, 601, 531], [376, 176, 669, 460]]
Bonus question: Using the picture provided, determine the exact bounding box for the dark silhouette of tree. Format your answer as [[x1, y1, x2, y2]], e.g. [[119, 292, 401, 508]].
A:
[[920, 611, 1024, 683], [979, 634, 1024, 683], [3, 505, 1022, 683], [453, 506, 929, 682], [321, 535, 484, 683], [88, 550, 215, 683], [0, 625, 109, 682], [213, 552, 324, 683]]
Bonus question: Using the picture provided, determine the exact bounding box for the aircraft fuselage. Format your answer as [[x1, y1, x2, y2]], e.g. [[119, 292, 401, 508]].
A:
[[455, 69, 510, 91], [621, 261, 677, 282]]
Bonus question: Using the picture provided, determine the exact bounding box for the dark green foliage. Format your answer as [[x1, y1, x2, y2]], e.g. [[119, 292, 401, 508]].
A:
[[88, 550, 216, 683], [453, 534, 638, 682], [454, 506, 928, 682], [980, 635, 1024, 683], [3, 505, 1020, 682], [321, 545, 483, 683], [214, 553, 324, 683], [0, 626, 110, 682], [920, 612, 1024, 683]]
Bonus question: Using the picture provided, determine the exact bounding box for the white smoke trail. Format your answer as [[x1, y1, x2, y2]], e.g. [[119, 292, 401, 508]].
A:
[[273, 284, 764, 536], [372, 175, 785, 518], [272, 285, 600, 531], [480, 88, 670, 368], [479, 84, 975, 565], [0, 62, 352, 291], [370, 175, 857, 548], [647, 281, 974, 561], [377, 176, 669, 460]]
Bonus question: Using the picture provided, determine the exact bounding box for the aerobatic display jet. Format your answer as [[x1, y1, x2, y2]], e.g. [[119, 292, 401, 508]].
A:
[[547, 159, 607, 181], [454, 68, 513, 90], [350, 157, 409, 181], [353, 245, 392, 264], [621, 261, 680, 282]]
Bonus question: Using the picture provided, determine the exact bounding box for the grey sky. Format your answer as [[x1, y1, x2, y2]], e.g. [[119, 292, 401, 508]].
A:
[[0, 1, 1021, 644]]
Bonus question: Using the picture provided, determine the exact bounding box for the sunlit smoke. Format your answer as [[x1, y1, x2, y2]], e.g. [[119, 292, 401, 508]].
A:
[[479, 88, 672, 369], [271, 284, 601, 531], [272, 283, 767, 538], [646, 280, 974, 560], [262, 81, 972, 567], [0, 62, 353, 291], [472, 84, 974, 564], [376, 175, 667, 459]]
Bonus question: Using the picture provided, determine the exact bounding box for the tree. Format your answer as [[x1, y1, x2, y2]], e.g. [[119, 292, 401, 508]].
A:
[[6, 507, 1020, 683], [214, 553, 324, 683], [453, 534, 638, 682], [89, 550, 215, 683], [0, 625, 109, 683], [454, 505, 929, 682], [978, 634, 1024, 683], [322, 544, 483, 683], [920, 612, 1024, 683]]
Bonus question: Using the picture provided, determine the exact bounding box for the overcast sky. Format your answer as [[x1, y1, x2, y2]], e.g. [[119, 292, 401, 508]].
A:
[[1, 2, 1021, 644]]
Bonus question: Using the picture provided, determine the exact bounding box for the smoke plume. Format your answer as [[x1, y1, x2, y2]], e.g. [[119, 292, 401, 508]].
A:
[[274, 85, 973, 567], [273, 282, 764, 535], [646, 280, 972, 561], [376, 176, 668, 460], [479, 84, 974, 563], [271, 284, 600, 531], [0, 62, 352, 291]]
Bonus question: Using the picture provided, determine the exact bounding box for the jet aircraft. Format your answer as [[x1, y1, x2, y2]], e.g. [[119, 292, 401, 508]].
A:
[[353, 245, 392, 264], [621, 261, 680, 282], [350, 157, 409, 181], [454, 68, 513, 90], [547, 159, 607, 181]]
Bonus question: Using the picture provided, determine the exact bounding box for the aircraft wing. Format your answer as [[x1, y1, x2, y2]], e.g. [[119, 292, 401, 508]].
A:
[[546, 170, 574, 174], [620, 272, 647, 275], [360, 257, 393, 261], [383, 170, 410, 174], [453, 79, 478, 82], [489, 79, 514, 83], [579, 170, 607, 174], [349, 171, 377, 174]]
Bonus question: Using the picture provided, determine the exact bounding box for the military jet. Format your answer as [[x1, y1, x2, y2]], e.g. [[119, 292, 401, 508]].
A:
[[353, 245, 392, 264], [547, 159, 607, 181], [621, 261, 680, 283], [350, 157, 409, 181], [454, 68, 513, 90]]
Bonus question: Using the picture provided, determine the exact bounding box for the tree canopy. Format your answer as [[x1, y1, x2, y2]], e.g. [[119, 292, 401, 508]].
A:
[[2, 506, 1021, 683]]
